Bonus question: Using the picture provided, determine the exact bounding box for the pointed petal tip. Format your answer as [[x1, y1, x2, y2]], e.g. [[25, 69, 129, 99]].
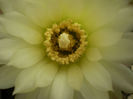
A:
[[13, 89, 17, 95]]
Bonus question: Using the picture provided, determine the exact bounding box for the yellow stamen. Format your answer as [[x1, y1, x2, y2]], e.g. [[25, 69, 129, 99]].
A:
[[44, 20, 87, 64]]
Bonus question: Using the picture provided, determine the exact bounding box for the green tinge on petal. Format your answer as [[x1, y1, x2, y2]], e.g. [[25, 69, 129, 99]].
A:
[[14, 61, 58, 94], [0, 66, 20, 89], [67, 65, 83, 90], [81, 61, 113, 91], [102, 61, 133, 93], [86, 48, 102, 61], [50, 68, 74, 99], [8, 47, 44, 68]]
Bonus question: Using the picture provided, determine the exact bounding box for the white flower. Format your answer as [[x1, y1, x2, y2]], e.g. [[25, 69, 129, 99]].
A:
[[0, 0, 133, 99]]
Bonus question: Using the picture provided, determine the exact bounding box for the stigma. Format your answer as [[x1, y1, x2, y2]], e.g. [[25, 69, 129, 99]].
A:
[[58, 33, 70, 49]]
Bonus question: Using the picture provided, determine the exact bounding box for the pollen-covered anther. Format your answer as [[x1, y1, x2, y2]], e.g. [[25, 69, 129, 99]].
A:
[[44, 20, 87, 64]]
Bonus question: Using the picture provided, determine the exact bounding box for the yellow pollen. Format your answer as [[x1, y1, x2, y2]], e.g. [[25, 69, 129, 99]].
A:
[[44, 20, 87, 64], [58, 33, 70, 49]]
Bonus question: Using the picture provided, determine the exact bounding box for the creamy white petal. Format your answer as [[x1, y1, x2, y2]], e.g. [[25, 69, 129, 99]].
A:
[[50, 68, 74, 99], [89, 29, 123, 47], [74, 92, 84, 99], [0, 0, 14, 12], [8, 47, 44, 68], [100, 39, 133, 62], [15, 89, 40, 99], [0, 22, 7, 33], [14, 68, 37, 94], [104, 6, 133, 32], [12, 0, 60, 27], [14, 61, 58, 94], [0, 12, 43, 44], [0, 66, 20, 89], [102, 61, 133, 93], [124, 32, 133, 40], [80, 80, 109, 99], [38, 87, 50, 99], [81, 61, 113, 91], [86, 48, 102, 61], [82, 0, 130, 32], [0, 38, 28, 63], [0, 33, 11, 39], [67, 65, 83, 90], [35, 62, 58, 88], [1, 0, 131, 32]]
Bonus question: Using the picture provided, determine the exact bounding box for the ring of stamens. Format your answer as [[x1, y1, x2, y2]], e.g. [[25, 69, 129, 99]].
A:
[[44, 20, 87, 64]]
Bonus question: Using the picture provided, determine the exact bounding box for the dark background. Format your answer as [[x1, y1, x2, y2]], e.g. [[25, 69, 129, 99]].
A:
[[0, 88, 14, 99], [0, 88, 131, 99]]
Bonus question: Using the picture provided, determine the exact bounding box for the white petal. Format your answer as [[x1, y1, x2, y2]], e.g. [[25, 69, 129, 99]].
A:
[[0, 23, 6, 33], [80, 81, 109, 99], [105, 7, 133, 32], [82, 0, 130, 32], [100, 39, 133, 62], [35, 62, 58, 88], [15, 89, 40, 99], [0, 66, 20, 89], [89, 29, 123, 47], [0, 0, 14, 12], [38, 87, 50, 99], [50, 68, 74, 99], [74, 92, 84, 99], [8, 47, 44, 68], [0, 33, 11, 39], [13, 0, 60, 27], [123, 32, 133, 40], [0, 38, 28, 63], [14, 61, 58, 94], [14, 67, 37, 94], [102, 61, 133, 93], [81, 61, 113, 91], [0, 12, 43, 44], [67, 65, 83, 90], [86, 48, 102, 61]]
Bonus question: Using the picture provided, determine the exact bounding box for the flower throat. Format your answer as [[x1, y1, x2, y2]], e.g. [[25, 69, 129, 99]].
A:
[[44, 20, 87, 64]]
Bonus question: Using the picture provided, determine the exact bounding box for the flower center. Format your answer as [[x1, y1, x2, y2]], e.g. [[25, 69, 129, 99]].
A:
[[58, 33, 71, 50], [44, 20, 87, 64]]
